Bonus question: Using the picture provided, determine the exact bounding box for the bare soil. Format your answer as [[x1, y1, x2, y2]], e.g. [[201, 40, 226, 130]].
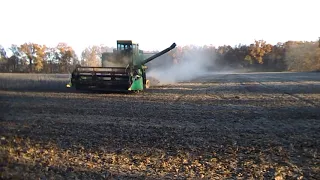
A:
[[0, 72, 319, 179]]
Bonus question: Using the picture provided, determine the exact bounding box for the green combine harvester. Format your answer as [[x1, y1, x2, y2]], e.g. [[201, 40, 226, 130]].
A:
[[67, 40, 176, 92]]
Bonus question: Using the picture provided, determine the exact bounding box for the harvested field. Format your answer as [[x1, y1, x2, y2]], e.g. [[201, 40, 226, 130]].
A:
[[0, 72, 319, 179]]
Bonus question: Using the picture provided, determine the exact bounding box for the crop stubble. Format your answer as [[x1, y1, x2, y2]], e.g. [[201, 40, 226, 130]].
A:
[[0, 72, 319, 179]]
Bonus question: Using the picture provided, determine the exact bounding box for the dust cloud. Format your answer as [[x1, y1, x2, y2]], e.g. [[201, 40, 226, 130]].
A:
[[102, 53, 131, 67], [146, 47, 231, 85]]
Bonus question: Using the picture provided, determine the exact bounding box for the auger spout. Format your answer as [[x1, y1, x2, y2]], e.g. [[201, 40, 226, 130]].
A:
[[140, 43, 176, 65]]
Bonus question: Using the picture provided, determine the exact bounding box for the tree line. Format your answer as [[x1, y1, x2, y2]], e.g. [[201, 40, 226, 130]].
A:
[[0, 43, 111, 73], [1, 38, 319, 73]]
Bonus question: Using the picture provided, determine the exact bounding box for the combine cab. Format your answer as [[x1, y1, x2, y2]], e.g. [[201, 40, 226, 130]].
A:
[[67, 40, 176, 92]]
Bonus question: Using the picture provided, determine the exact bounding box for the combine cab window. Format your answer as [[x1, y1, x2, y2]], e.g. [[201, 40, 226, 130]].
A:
[[117, 44, 134, 51], [117, 44, 125, 50]]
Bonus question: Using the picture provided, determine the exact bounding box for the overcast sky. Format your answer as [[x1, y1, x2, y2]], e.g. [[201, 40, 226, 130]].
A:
[[1, 0, 319, 56]]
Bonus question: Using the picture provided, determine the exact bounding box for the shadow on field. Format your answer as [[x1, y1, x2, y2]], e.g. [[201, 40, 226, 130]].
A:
[[147, 72, 320, 95], [1, 89, 320, 179], [2, 81, 320, 96], [147, 82, 320, 95], [1, 92, 320, 120], [1, 104, 318, 179], [1, 72, 320, 179]]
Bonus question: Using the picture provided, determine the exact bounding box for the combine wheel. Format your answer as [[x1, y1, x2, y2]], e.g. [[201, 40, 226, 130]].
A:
[[145, 79, 150, 89]]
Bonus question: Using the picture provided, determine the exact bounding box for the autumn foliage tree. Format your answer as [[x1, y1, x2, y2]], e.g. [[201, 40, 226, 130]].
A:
[[284, 41, 320, 71], [0, 45, 8, 71], [19, 43, 46, 72], [245, 40, 272, 64], [56, 43, 77, 73], [81, 46, 102, 67]]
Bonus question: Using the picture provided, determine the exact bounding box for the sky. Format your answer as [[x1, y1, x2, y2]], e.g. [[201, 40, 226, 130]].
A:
[[0, 0, 319, 56]]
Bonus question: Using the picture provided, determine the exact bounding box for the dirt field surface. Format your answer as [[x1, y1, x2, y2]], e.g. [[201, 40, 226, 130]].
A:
[[0, 72, 319, 179]]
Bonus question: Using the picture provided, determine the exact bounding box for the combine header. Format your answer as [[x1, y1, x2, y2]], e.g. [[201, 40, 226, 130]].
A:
[[67, 40, 176, 91]]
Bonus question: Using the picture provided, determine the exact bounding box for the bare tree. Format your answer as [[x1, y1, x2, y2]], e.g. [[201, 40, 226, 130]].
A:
[[81, 45, 101, 67]]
